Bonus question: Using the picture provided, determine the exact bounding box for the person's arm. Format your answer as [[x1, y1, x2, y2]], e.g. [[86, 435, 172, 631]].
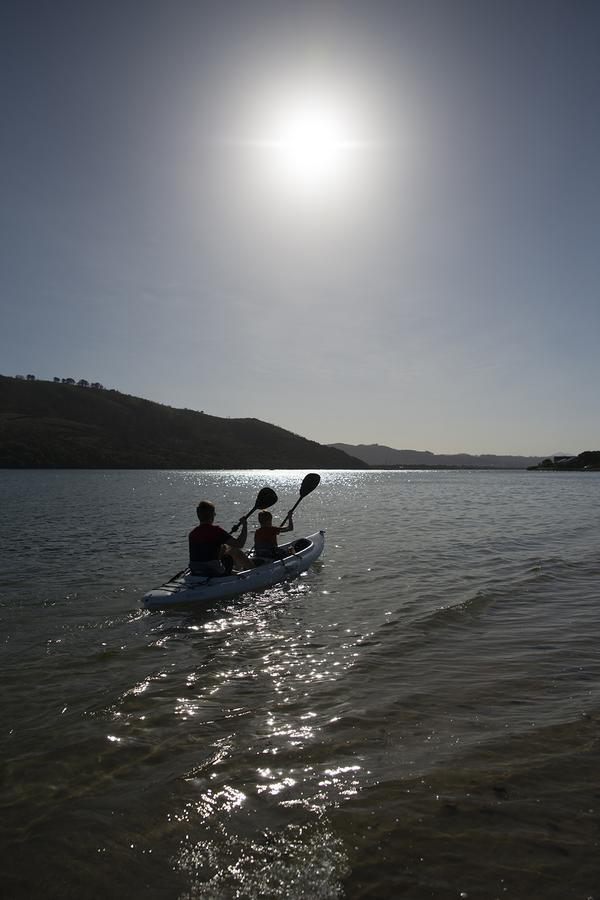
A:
[[226, 517, 248, 548], [278, 515, 293, 534]]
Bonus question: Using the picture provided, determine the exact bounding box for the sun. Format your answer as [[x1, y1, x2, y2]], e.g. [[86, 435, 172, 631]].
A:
[[257, 95, 359, 193], [270, 104, 349, 182]]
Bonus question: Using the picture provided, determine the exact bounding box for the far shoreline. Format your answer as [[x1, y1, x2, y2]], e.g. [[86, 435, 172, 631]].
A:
[[1, 464, 548, 472]]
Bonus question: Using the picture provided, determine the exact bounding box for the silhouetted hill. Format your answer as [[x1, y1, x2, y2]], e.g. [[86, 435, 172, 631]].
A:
[[330, 442, 543, 469], [0, 377, 365, 469]]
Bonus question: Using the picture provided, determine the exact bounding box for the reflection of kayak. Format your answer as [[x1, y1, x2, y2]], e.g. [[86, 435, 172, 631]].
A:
[[143, 531, 325, 611]]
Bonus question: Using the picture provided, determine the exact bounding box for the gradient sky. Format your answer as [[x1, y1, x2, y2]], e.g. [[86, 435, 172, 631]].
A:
[[2, 0, 599, 455]]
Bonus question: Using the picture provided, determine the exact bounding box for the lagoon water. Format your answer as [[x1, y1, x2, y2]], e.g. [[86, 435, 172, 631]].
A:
[[2, 468, 600, 899]]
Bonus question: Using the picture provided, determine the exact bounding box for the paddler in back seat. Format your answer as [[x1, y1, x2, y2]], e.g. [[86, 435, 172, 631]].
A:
[[189, 500, 251, 576]]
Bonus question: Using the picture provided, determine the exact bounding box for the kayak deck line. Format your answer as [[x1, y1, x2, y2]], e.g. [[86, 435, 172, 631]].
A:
[[142, 530, 325, 610]]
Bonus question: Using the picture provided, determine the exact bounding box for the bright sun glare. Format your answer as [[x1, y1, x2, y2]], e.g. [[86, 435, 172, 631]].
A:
[[257, 96, 359, 194]]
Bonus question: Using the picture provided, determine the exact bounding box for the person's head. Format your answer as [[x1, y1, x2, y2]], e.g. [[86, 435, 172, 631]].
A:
[[196, 500, 216, 523], [258, 510, 272, 526]]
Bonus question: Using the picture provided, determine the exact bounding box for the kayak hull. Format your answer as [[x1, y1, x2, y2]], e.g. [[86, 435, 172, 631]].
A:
[[142, 530, 325, 610]]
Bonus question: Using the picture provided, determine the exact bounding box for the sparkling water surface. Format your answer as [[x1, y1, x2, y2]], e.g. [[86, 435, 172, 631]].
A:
[[2, 469, 600, 899]]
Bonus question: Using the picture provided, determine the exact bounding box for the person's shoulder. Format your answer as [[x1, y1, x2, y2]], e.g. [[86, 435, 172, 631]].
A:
[[190, 523, 216, 535]]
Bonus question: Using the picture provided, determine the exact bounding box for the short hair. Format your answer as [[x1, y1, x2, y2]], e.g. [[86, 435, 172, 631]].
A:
[[197, 500, 216, 522], [258, 510, 272, 524]]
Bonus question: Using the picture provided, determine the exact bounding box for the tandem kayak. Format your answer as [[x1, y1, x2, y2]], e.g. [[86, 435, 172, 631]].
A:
[[142, 530, 325, 611]]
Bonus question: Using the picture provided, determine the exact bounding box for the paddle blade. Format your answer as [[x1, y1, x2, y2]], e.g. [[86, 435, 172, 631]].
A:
[[256, 486, 278, 509], [299, 473, 320, 497], [231, 486, 278, 532]]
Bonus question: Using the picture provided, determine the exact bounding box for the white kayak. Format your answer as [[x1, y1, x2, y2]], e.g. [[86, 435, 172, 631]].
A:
[[143, 530, 325, 611]]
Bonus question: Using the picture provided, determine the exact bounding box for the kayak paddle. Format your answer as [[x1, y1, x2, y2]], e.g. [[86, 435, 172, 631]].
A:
[[280, 473, 320, 527], [230, 486, 278, 533]]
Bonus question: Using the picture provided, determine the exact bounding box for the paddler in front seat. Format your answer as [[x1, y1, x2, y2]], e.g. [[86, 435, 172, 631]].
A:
[[253, 510, 294, 562], [189, 500, 251, 577]]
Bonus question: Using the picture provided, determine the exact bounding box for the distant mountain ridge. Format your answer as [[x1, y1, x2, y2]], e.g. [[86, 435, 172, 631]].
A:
[[329, 442, 543, 469], [0, 376, 365, 469]]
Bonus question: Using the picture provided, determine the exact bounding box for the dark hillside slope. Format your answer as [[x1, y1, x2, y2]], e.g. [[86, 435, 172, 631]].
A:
[[0, 377, 365, 469]]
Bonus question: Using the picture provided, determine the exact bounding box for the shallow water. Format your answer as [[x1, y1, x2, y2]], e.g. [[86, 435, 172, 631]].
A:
[[1, 469, 600, 898]]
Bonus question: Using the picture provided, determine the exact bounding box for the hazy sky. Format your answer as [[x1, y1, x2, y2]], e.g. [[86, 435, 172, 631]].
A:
[[2, 0, 599, 455]]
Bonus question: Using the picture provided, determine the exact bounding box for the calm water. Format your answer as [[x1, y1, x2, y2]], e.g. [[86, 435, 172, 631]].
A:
[[2, 469, 600, 899]]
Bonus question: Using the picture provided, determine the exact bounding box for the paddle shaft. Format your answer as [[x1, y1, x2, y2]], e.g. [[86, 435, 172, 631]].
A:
[[167, 566, 189, 583], [279, 473, 320, 527], [230, 505, 256, 533], [279, 497, 302, 528]]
